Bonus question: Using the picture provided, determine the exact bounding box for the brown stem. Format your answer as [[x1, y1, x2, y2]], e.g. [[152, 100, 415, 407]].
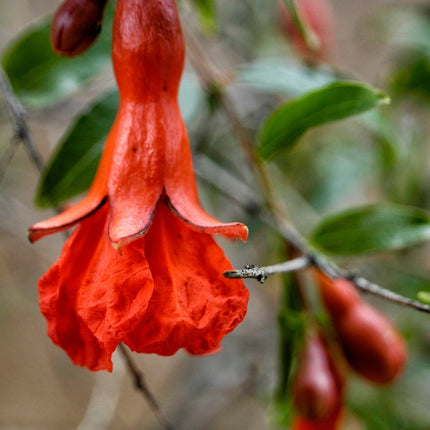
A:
[[0, 136, 21, 184], [184, 22, 430, 315], [118, 344, 174, 430], [193, 155, 430, 314], [0, 67, 45, 173]]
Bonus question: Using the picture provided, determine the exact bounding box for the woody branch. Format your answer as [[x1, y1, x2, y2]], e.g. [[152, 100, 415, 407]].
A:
[[184, 28, 430, 315]]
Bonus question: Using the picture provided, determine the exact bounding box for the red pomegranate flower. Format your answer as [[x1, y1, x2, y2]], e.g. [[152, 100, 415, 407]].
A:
[[29, 0, 249, 371]]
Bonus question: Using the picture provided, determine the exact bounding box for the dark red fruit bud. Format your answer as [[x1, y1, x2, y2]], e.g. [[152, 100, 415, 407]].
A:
[[317, 273, 361, 320], [335, 302, 407, 384], [292, 333, 343, 421], [317, 272, 407, 384], [51, 0, 108, 57]]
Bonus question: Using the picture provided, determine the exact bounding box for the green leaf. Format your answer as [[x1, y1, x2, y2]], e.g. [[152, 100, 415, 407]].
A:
[[310, 204, 430, 255], [36, 74, 203, 207], [259, 81, 390, 160], [417, 291, 430, 304], [2, 2, 114, 106], [391, 52, 430, 100], [192, 0, 216, 32], [235, 57, 336, 97]]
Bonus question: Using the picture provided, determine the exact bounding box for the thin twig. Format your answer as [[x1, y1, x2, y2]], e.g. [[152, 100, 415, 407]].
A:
[[0, 67, 44, 173], [0, 136, 21, 184], [118, 344, 174, 430], [224, 256, 311, 283], [194, 156, 430, 314], [183, 24, 430, 314]]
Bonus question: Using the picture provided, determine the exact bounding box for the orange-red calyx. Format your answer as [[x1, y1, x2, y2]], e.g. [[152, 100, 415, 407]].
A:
[[30, 0, 249, 371]]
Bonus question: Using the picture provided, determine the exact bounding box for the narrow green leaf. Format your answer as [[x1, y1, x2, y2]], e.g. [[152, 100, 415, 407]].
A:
[[259, 81, 390, 160], [2, 2, 114, 106], [36, 75, 203, 207], [310, 204, 430, 255]]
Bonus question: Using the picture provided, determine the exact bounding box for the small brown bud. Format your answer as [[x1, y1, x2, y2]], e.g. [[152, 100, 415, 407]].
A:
[[51, 0, 108, 57]]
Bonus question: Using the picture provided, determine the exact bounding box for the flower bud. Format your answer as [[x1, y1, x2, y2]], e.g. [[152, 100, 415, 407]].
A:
[[292, 333, 343, 421], [292, 413, 342, 430], [317, 273, 361, 320], [335, 302, 407, 384], [277, 0, 335, 62], [317, 272, 407, 384], [51, 0, 108, 57]]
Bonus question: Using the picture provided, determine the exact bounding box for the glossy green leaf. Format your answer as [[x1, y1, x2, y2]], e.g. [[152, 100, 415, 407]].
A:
[[235, 57, 336, 96], [310, 204, 430, 255], [2, 2, 114, 106], [36, 74, 203, 207], [259, 81, 390, 159]]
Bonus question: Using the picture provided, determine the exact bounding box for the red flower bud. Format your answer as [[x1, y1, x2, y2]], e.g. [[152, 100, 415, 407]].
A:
[[51, 0, 108, 57], [318, 273, 361, 320], [292, 333, 343, 421], [277, 0, 335, 62], [335, 302, 407, 384], [317, 272, 407, 384]]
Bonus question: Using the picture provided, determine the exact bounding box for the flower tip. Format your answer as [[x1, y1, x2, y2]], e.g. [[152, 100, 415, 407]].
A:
[[28, 228, 40, 244], [240, 225, 249, 242]]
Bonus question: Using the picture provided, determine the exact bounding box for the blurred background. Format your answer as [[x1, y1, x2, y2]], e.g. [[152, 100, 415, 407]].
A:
[[1, 0, 430, 429]]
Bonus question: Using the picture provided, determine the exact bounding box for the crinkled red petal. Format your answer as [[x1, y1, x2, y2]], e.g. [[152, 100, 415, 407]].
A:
[[38, 204, 114, 370], [38, 203, 154, 371], [123, 202, 249, 355], [76, 226, 154, 343]]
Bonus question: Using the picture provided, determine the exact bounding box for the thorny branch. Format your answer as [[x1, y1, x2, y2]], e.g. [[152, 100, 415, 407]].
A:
[[0, 67, 173, 430]]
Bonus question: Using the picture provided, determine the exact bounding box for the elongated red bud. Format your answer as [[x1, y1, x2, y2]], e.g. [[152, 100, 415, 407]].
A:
[[292, 333, 343, 421], [335, 302, 407, 384], [51, 0, 108, 57], [317, 272, 407, 384], [317, 272, 361, 319]]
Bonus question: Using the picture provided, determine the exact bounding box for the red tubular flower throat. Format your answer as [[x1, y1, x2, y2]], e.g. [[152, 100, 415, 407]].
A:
[[30, 0, 249, 371]]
